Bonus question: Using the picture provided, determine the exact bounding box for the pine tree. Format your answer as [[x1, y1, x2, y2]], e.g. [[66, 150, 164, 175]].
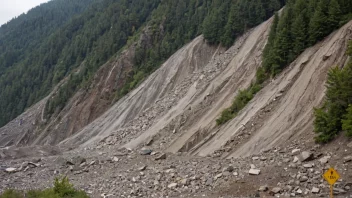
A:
[[263, 13, 279, 73], [308, 0, 329, 44], [292, 13, 307, 56], [328, 0, 342, 31]]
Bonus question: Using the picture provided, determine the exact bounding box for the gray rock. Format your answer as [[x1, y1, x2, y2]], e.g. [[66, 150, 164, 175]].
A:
[[112, 157, 119, 162], [89, 161, 96, 166], [5, 167, 17, 173], [292, 149, 301, 155], [250, 164, 256, 169], [249, 169, 260, 175], [319, 156, 330, 164], [260, 157, 267, 161], [293, 156, 299, 163], [347, 141, 352, 148], [300, 176, 308, 182], [343, 156, 352, 163], [72, 156, 86, 165], [303, 163, 313, 168], [214, 173, 222, 180], [223, 165, 234, 172], [155, 153, 166, 160], [296, 189, 303, 194], [140, 148, 153, 155], [333, 188, 346, 194], [259, 186, 268, 192], [298, 151, 313, 162], [179, 178, 189, 186], [270, 187, 282, 194], [206, 178, 213, 186], [138, 165, 147, 171], [168, 183, 178, 189], [312, 187, 320, 193]]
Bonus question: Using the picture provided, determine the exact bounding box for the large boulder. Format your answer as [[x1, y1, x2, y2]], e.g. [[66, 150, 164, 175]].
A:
[[298, 151, 313, 162]]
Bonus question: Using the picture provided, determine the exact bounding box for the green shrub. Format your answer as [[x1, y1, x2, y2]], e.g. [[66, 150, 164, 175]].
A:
[[216, 83, 262, 125], [0, 177, 89, 198], [342, 105, 352, 137], [0, 189, 23, 198]]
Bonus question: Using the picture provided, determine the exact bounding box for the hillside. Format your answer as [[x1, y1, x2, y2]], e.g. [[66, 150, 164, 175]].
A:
[[1, 0, 352, 197], [0, 0, 283, 146]]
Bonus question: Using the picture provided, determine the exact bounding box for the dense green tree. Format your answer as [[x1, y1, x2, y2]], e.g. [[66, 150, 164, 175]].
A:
[[328, 0, 342, 30], [314, 41, 352, 142], [309, 0, 329, 44]]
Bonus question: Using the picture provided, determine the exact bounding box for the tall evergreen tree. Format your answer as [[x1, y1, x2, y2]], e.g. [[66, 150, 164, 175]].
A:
[[308, 0, 329, 44], [328, 0, 342, 31], [292, 13, 307, 56]]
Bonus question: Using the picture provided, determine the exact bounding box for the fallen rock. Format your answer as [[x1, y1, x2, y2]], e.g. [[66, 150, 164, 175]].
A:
[[347, 141, 352, 148], [155, 153, 166, 160], [333, 188, 346, 194], [72, 156, 86, 165], [303, 163, 313, 168], [249, 169, 260, 175], [140, 148, 153, 155], [312, 187, 320, 193], [298, 151, 313, 162], [293, 156, 299, 163], [270, 187, 282, 195], [252, 156, 259, 160], [223, 165, 234, 172], [5, 167, 17, 173], [138, 165, 147, 171], [179, 178, 189, 186], [292, 149, 301, 155], [260, 157, 267, 161], [168, 183, 178, 189], [300, 176, 308, 182], [206, 178, 213, 186], [343, 156, 352, 163], [296, 189, 303, 194], [112, 157, 119, 162], [319, 156, 330, 164], [259, 186, 268, 192], [214, 173, 222, 180]]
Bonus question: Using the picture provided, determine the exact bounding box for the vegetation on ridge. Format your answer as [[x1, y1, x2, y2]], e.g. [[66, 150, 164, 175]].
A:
[[314, 41, 352, 143]]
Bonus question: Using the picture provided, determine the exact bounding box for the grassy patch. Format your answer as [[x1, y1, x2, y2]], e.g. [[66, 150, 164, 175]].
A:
[[0, 177, 89, 198]]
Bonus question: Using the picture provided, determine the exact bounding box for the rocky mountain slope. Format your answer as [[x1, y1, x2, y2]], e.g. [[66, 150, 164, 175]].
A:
[[1, 8, 352, 198]]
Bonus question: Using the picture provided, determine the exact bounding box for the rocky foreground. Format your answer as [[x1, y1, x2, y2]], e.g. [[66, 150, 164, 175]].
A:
[[1, 138, 352, 198]]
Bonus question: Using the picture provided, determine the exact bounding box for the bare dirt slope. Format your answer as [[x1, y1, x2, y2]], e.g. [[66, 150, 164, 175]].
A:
[[60, 35, 220, 148], [191, 20, 352, 158]]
